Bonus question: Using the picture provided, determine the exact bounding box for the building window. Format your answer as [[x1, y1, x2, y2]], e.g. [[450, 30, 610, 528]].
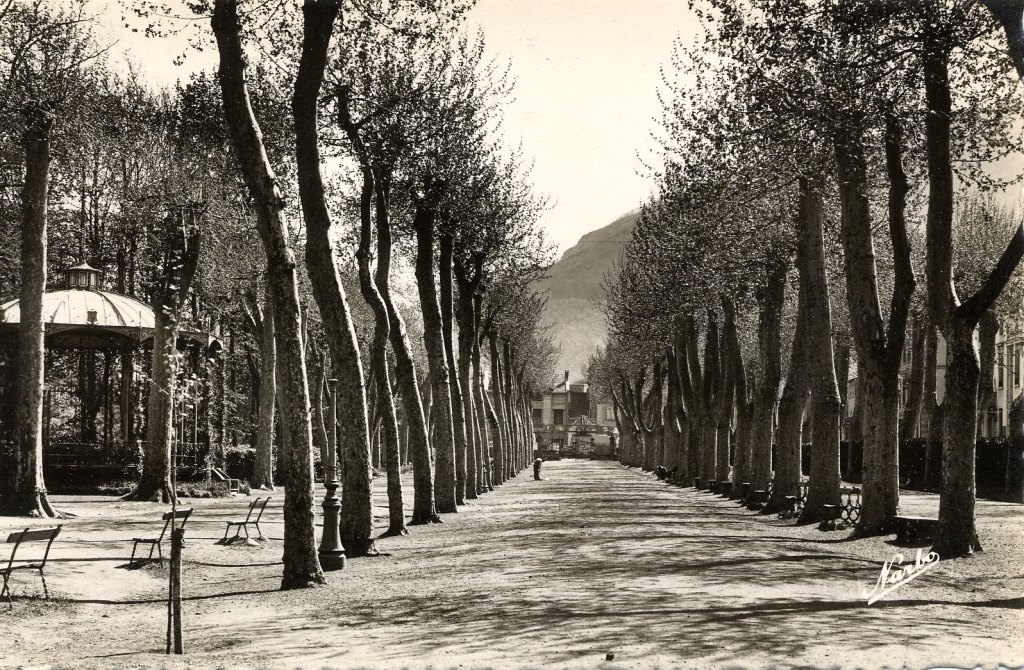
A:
[[999, 347, 1005, 389], [553, 409, 564, 425], [533, 408, 543, 424]]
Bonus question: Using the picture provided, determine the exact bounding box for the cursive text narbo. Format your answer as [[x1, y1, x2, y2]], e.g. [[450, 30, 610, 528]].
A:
[[862, 549, 940, 605]]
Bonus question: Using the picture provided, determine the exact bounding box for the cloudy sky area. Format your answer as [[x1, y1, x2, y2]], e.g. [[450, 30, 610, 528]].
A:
[[93, 0, 701, 257]]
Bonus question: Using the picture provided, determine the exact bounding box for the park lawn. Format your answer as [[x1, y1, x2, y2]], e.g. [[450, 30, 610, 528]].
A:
[[0, 460, 1022, 669]]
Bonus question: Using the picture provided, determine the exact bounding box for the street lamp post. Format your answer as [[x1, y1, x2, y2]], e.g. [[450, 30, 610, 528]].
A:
[[318, 378, 346, 570]]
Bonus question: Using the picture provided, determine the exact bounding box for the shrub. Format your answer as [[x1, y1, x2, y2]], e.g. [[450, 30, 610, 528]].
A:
[[177, 480, 232, 498], [225, 445, 255, 481]]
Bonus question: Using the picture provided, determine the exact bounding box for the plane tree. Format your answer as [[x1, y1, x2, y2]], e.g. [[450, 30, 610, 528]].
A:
[[450, 151, 549, 496], [0, 0, 103, 516]]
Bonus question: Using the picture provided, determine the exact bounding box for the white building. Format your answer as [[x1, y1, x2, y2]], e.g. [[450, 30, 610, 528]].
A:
[[893, 325, 1019, 439]]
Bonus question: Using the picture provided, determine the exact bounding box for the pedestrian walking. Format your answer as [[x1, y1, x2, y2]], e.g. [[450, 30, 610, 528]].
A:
[[533, 457, 544, 480]]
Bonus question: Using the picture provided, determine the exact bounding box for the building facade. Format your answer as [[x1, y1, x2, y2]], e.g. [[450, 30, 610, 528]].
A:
[[891, 325, 1017, 439], [531, 371, 617, 452]]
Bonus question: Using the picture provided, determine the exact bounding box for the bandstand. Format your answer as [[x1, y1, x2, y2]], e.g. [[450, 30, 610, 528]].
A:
[[0, 263, 219, 482]]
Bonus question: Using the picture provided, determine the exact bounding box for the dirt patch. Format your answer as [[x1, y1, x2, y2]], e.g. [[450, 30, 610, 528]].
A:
[[1, 461, 1022, 669]]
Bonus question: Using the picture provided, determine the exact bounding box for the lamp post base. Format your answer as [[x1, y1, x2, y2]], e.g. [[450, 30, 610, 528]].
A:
[[318, 549, 346, 571], [319, 481, 345, 571]]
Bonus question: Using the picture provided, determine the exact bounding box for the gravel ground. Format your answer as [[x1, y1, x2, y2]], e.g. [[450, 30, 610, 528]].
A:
[[0, 459, 1021, 669]]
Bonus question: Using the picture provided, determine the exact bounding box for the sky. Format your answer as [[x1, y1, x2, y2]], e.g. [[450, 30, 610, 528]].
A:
[[462, 1, 701, 256], [94, 0, 702, 257]]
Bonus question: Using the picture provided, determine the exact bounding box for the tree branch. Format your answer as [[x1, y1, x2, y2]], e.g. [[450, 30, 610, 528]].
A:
[[959, 222, 1024, 324]]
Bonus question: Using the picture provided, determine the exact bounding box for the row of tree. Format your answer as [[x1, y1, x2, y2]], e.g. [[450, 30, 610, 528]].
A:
[[0, 0, 559, 589], [587, 0, 1024, 559]]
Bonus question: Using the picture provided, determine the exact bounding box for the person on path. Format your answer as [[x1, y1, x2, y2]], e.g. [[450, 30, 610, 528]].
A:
[[533, 457, 543, 481]]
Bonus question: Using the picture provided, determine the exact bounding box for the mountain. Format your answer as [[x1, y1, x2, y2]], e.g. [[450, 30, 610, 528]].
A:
[[536, 209, 639, 384]]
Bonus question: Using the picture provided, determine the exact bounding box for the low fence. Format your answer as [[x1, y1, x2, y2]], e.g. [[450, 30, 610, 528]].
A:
[[802, 438, 1024, 501]]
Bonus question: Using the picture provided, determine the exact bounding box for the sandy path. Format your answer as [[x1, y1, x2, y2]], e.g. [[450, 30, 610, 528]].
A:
[[1, 460, 1022, 669]]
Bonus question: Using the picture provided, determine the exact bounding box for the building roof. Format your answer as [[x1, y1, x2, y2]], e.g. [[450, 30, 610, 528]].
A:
[[66, 261, 100, 273], [0, 289, 217, 352], [0, 289, 155, 330]]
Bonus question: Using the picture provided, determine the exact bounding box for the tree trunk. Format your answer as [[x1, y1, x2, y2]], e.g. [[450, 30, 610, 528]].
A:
[[834, 115, 915, 535], [716, 299, 739, 483], [725, 303, 752, 491], [835, 344, 850, 443], [795, 177, 842, 524], [213, 0, 323, 588], [250, 286, 276, 490], [294, 7, 376, 558], [413, 192, 458, 514], [454, 275, 481, 498], [850, 364, 866, 448], [2, 107, 56, 517], [354, 170, 407, 537], [489, 333, 507, 486], [138, 309, 178, 502], [643, 359, 665, 471], [677, 317, 706, 485], [502, 340, 517, 478], [750, 263, 787, 491], [484, 352, 506, 487], [921, 22, 1024, 556], [899, 315, 927, 445], [337, 93, 407, 538], [375, 185, 437, 525], [128, 207, 201, 503], [664, 346, 683, 473], [439, 235, 469, 504], [767, 293, 810, 513], [701, 312, 721, 481], [977, 310, 998, 434], [310, 345, 329, 472], [924, 323, 943, 491], [935, 320, 983, 555], [472, 301, 492, 491]]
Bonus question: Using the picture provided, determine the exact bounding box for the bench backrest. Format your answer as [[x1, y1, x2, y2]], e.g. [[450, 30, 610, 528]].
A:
[[5, 526, 61, 572], [252, 497, 271, 523], [157, 508, 193, 542]]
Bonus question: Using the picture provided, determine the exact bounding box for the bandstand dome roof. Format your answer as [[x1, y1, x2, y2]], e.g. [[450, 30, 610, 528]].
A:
[[0, 263, 219, 352], [0, 290, 155, 330], [0, 289, 156, 350]]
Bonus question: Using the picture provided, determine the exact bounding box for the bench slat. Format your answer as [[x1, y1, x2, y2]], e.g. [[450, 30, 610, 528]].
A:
[[6, 527, 61, 543]]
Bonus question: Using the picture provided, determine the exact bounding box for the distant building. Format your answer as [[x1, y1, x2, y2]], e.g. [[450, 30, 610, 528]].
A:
[[968, 324, 1022, 438], [531, 370, 617, 452], [851, 325, 1018, 439]]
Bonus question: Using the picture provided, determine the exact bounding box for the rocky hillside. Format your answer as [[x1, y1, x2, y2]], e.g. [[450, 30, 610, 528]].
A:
[[536, 209, 639, 383]]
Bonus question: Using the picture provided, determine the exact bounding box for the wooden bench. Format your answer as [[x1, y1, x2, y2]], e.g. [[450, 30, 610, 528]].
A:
[[131, 508, 192, 567], [718, 481, 733, 496], [707, 479, 717, 492], [2, 526, 61, 609], [224, 497, 271, 542], [780, 495, 799, 519], [820, 504, 842, 530], [746, 489, 768, 509], [894, 516, 939, 544], [737, 482, 751, 503], [211, 468, 239, 493]]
